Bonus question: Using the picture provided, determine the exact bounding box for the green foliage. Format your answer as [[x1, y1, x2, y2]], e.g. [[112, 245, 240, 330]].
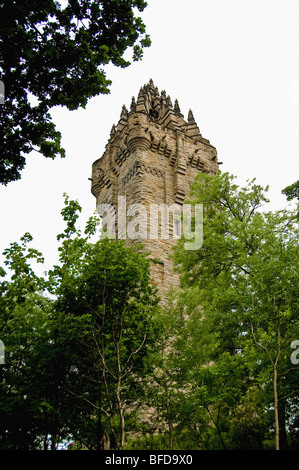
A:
[[172, 171, 299, 450], [0, 0, 151, 184], [282, 180, 299, 219], [229, 386, 267, 450], [0, 194, 160, 449], [50, 196, 161, 449], [0, 286, 64, 448], [282, 180, 299, 201], [1, 178, 299, 450]]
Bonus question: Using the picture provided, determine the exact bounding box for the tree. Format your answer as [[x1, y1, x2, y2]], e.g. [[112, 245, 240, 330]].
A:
[[164, 290, 253, 450], [282, 180, 299, 202], [0, 233, 69, 449], [282, 180, 299, 219], [0, 195, 160, 450], [0, 0, 151, 184], [0, 233, 43, 333], [137, 294, 185, 451], [48, 195, 160, 450], [173, 171, 299, 450]]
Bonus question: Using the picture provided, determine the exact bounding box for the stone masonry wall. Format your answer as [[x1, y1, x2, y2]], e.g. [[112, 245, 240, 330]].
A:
[[91, 80, 219, 298]]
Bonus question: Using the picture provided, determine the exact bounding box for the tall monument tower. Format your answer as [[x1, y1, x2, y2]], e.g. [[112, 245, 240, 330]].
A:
[[91, 80, 219, 296]]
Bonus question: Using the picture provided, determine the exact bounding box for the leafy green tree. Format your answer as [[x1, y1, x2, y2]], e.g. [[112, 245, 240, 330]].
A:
[[0, 195, 160, 450], [48, 195, 160, 450], [229, 386, 267, 450], [0, 232, 46, 344], [0, 234, 68, 449], [0, 0, 151, 184], [0, 295, 74, 450], [168, 293, 252, 450], [174, 171, 299, 450], [282, 180, 299, 219], [136, 294, 185, 450], [282, 180, 299, 202]]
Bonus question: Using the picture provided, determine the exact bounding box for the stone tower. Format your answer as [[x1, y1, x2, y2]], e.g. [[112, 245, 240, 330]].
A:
[[91, 80, 219, 297]]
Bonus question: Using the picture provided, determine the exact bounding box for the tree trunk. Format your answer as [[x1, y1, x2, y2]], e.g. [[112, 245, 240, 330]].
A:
[[115, 382, 125, 449], [274, 363, 280, 450], [164, 377, 173, 450], [206, 406, 227, 450], [119, 404, 125, 450], [278, 403, 288, 450], [51, 435, 56, 450], [116, 341, 125, 450], [103, 430, 110, 450], [274, 324, 281, 451], [96, 404, 104, 450]]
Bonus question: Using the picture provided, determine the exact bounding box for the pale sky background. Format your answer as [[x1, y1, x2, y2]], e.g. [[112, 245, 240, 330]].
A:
[[1, 0, 298, 275]]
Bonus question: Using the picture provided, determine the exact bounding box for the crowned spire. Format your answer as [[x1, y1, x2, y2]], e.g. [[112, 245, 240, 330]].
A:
[[186, 109, 201, 138], [136, 87, 147, 113], [116, 105, 128, 131], [110, 123, 116, 137], [112, 81, 205, 138], [174, 99, 184, 118], [188, 109, 195, 122], [130, 96, 136, 112], [121, 104, 128, 117], [148, 78, 155, 90]]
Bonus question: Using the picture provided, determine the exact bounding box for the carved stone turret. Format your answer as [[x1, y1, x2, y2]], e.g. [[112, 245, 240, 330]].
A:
[[91, 80, 219, 297]]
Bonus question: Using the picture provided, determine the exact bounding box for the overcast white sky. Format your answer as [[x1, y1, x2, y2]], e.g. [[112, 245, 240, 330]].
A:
[[1, 0, 298, 274]]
